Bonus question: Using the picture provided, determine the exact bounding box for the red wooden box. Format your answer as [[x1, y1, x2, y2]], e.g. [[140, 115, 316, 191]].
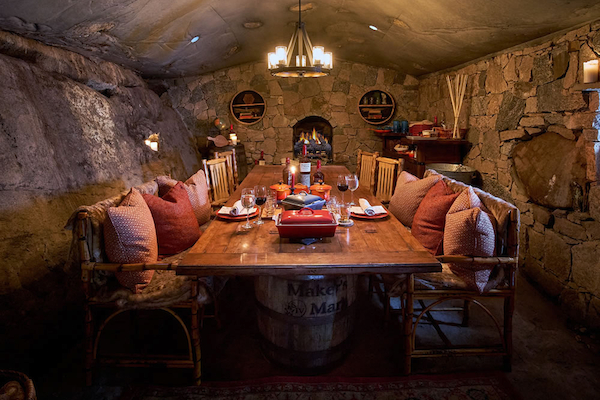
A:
[[276, 208, 338, 238]]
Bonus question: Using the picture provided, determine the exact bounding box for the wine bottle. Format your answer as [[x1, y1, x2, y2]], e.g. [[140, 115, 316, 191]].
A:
[[282, 157, 292, 185], [258, 150, 266, 166], [312, 159, 324, 184], [299, 145, 311, 187]]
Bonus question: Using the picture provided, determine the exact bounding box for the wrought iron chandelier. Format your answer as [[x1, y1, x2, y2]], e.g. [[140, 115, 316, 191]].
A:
[[267, 0, 333, 77]]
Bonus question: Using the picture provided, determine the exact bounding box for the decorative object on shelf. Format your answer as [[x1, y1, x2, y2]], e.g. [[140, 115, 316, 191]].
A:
[[446, 74, 468, 139], [207, 135, 228, 147], [230, 90, 266, 125], [358, 89, 395, 125], [214, 117, 228, 131], [583, 60, 599, 84], [144, 133, 160, 151], [267, 0, 333, 77]]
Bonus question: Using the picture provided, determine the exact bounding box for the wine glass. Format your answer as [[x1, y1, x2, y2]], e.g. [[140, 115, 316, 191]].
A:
[[337, 174, 348, 204], [346, 174, 359, 205], [241, 188, 255, 229], [254, 185, 267, 225]]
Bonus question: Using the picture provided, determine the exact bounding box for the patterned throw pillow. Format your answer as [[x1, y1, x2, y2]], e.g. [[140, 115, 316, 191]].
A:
[[411, 180, 460, 255], [104, 188, 158, 293], [143, 182, 201, 256], [156, 170, 211, 226], [388, 171, 440, 227], [444, 187, 497, 293]]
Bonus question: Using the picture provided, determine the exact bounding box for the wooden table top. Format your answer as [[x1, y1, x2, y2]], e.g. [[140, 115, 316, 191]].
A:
[[178, 165, 441, 277]]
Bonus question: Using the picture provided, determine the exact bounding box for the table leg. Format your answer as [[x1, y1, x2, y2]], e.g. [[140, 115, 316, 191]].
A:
[[191, 278, 202, 385], [403, 273, 414, 375]]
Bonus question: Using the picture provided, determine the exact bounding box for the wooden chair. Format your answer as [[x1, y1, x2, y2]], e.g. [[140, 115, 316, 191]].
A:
[[203, 158, 235, 206], [214, 149, 239, 188], [356, 150, 378, 194], [371, 173, 520, 374], [374, 157, 403, 203]]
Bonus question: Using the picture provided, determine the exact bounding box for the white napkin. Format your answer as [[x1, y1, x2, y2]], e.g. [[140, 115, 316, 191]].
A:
[[218, 200, 256, 216], [350, 198, 387, 216]]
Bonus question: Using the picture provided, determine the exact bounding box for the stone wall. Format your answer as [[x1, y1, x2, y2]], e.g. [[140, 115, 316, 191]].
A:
[[160, 61, 420, 171], [0, 31, 200, 369], [418, 21, 600, 327]]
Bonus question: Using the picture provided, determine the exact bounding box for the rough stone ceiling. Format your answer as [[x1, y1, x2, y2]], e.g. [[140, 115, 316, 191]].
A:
[[1, 0, 600, 79]]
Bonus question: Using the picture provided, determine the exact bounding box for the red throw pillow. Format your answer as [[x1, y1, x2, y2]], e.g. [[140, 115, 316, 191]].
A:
[[388, 171, 440, 227], [156, 170, 211, 226], [104, 188, 158, 293], [143, 182, 201, 255], [411, 180, 460, 255]]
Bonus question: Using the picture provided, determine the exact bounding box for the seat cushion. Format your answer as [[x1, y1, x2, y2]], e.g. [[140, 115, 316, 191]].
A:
[[411, 180, 460, 255], [156, 170, 211, 226], [388, 171, 440, 227], [103, 188, 158, 293], [143, 182, 201, 256]]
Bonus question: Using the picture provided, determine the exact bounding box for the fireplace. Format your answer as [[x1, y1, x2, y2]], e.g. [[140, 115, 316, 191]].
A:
[[292, 116, 333, 163]]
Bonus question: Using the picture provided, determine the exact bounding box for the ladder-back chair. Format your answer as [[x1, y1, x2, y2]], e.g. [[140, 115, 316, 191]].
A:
[[356, 150, 379, 194], [214, 149, 239, 188], [203, 158, 234, 206], [375, 157, 403, 203]]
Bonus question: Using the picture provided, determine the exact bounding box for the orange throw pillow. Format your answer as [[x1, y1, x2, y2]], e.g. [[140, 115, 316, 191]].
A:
[[388, 171, 440, 227], [104, 188, 157, 293], [411, 180, 460, 255], [156, 170, 211, 226], [143, 182, 200, 255]]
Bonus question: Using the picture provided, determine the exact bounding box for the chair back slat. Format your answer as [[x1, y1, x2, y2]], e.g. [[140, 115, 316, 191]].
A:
[[204, 158, 233, 204], [214, 149, 238, 189], [357, 150, 379, 193], [375, 157, 400, 202]]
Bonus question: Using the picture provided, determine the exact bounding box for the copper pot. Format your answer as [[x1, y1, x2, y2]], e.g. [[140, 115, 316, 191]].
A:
[[310, 182, 332, 201], [270, 182, 291, 200], [292, 183, 309, 194]]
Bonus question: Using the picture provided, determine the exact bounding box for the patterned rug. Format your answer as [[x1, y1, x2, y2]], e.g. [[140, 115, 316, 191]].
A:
[[121, 373, 520, 400]]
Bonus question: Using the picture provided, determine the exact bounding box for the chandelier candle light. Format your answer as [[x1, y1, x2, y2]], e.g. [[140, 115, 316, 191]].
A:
[[446, 74, 468, 139], [267, 0, 333, 77]]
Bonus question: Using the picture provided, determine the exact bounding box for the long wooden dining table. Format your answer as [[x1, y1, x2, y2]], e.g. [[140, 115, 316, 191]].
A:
[[178, 164, 441, 378]]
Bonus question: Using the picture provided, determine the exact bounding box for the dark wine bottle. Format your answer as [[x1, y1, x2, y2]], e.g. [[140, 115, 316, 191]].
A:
[[282, 157, 292, 186], [258, 150, 266, 166], [312, 159, 324, 184]]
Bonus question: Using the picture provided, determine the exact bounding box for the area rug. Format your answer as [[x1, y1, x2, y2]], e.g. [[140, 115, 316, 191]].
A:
[[121, 372, 521, 400]]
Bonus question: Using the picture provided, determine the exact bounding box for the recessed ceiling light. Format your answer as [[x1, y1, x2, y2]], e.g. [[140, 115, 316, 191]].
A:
[[369, 25, 378, 31], [190, 36, 200, 43]]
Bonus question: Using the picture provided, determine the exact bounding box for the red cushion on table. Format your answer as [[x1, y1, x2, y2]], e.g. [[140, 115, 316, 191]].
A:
[[104, 188, 157, 293], [143, 182, 201, 256], [411, 180, 460, 255]]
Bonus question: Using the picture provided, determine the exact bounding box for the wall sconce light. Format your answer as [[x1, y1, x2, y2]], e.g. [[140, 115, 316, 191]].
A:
[[583, 60, 599, 84], [144, 133, 160, 152]]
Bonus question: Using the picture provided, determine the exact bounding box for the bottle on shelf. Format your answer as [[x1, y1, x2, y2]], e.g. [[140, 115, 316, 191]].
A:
[[299, 145, 312, 187], [258, 150, 266, 165], [282, 157, 292, 186], [312, 159, 324, 184]]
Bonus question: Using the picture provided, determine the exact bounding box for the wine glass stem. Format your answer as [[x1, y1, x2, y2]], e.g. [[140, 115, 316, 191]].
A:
[[351, 191, 354, 205], [258, 206, 262, 223], [342, 192, 345, 203], [246, 210, 250, 227]]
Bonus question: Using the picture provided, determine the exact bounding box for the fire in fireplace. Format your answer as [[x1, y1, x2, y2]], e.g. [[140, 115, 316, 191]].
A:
[[292, 116, 333, 162]]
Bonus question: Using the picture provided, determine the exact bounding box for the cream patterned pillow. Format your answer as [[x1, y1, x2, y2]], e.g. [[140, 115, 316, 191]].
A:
[[388, 171, 440, 227]]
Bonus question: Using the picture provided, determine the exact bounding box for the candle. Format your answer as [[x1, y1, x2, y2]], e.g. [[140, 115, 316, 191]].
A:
[[230, 134, 238, 145], [583, 60, 599, 84], [290, 166, 296, 188]]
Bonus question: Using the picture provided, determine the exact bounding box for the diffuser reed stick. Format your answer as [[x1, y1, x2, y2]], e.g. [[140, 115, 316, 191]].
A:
[[446, 74, 467, 139]]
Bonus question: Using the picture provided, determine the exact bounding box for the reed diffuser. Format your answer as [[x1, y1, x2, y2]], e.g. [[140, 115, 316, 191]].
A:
[[446, 74, 467, 139]]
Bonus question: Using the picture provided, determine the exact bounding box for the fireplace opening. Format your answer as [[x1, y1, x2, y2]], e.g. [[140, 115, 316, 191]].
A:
[[292, 116, 333, 163]]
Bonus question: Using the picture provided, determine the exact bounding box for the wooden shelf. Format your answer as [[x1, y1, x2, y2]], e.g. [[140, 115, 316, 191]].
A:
[[573, 82, 600, 91], [358, 89, 395, 125], [230, 90, 266, 125]]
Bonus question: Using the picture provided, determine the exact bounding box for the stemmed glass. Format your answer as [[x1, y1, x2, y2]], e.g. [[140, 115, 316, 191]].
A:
[[254, 185, 267, 225], [241, 188, 255, 230], [346, 174, 359, 205], [337, 174, 348, 204]]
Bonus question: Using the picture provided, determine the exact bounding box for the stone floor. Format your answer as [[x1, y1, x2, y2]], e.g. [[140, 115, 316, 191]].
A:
[[34, 272, 600, 400]]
